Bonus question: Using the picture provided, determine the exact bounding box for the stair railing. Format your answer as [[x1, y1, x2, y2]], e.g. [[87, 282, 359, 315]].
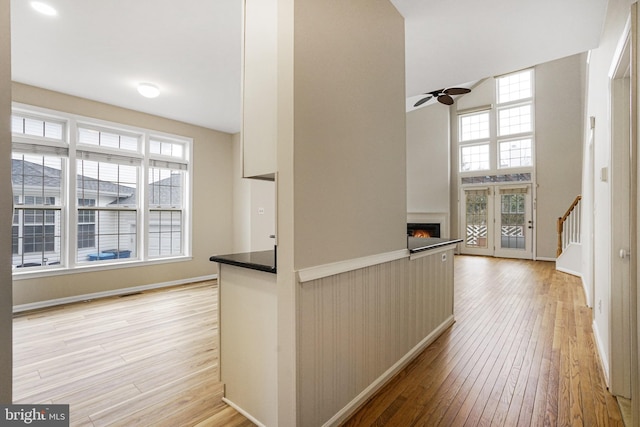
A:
[[557, 195, 582, 257]]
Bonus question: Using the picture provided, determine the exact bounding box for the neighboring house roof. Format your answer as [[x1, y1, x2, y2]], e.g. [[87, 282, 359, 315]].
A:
[[117, 173, 182, 206], [11, 159, 135, 199]]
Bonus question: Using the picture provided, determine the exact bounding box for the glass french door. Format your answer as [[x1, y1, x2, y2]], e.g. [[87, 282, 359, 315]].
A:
[[461, 184, 533, 259]]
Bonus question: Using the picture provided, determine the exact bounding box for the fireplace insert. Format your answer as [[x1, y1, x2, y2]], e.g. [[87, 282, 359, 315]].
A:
[[407, 223, 441, 238]]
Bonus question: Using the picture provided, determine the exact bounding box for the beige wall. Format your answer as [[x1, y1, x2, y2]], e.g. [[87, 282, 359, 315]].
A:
[[12, 83, 235, 306], [0, 0, 12, 404], [535, 54, 585, 259], [291, 0, 407, 270], [273, 0, 406, 423]]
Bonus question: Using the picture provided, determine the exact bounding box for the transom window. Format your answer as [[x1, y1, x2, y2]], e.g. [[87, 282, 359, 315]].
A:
[[11, 105, 192, 273]]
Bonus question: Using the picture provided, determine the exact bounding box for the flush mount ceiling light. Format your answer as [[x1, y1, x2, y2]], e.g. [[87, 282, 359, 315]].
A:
[[137, 83, 160, 98], [30, 1, 58, 16]]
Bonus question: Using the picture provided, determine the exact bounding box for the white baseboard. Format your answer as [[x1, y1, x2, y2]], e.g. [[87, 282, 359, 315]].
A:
[[222, 397, 266, 427], [535, 256, 557, 262], [581, 276, 592, 308], [592, 319, 610, 388], [13, 274, 217, 313], [323, 315, 456, 427], [555, 266, 582, 278]]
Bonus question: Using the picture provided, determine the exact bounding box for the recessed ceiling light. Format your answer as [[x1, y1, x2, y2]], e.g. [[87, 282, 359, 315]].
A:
[[30, 1, 58, 16], [137, 83, 160, 98]]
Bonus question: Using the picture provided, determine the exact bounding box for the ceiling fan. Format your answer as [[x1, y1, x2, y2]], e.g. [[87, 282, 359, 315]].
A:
[[413, 87, 471, 107]]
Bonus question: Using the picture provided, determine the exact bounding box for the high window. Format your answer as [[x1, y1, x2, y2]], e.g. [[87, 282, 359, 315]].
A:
[[458, 69, 534, 175], [11, 106, 192, 273], [496, 69, 534, 169]]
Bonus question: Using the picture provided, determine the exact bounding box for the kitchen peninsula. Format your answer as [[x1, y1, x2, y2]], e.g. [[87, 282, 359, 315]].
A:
[[209, 236, 462, 426]]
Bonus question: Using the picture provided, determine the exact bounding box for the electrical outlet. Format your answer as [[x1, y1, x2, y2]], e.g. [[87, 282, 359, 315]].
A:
[[258, 207, 265, 215], [598, 299, 602, 314]]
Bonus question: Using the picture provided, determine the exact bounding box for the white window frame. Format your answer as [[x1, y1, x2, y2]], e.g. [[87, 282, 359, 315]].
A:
[[11, 104, 193, 278], [496, 69, 535, 171], [457, 69, 535, 177]]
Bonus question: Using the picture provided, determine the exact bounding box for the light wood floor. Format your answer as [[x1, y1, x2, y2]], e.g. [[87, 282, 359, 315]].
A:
[[343, 256, 625, 427], [13, 281, 253, 427], [14, 257, 626, 427]]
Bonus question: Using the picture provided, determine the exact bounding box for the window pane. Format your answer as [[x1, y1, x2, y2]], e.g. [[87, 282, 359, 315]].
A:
[[79, 210, 137, 262], [148, 168, 184, 208], [465, 192, 488, 248], [77, 160, 138, 207], [460, 144, 490, 171], [148, 211, 183, 257], [498, 70, 532, 103], [498, 105, 532, 136], [150, 139, 186, 159], [12, 154, 63, 202], [500, 193, 526, 249], [12, 209, 62, 268], [12, 115, 64, 140], [78, 127, 140, 152], [459, 112, 490, 142], [499, 139, 532, 168]]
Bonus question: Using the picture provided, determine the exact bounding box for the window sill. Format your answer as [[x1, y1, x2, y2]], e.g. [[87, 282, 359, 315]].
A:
[[12, 255, 193, 281]]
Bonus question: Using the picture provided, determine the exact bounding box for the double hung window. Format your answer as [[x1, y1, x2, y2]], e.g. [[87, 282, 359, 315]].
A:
[[11, 106, 192, 272]]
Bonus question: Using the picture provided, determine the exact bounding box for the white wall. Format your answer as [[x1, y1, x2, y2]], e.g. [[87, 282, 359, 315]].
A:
[[0, 0, 12, 404], [232, 132, 276, 253], [583, 0, 635, 387], [406, 104, 450, 219]]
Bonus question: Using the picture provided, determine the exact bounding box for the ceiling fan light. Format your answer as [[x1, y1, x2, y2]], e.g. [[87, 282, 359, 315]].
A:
[[137, 83, 160, 98], [30, 1, 57, 16]]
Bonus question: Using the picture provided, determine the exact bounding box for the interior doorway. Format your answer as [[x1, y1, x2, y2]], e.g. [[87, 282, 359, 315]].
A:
[[609, 12, 635, 416]]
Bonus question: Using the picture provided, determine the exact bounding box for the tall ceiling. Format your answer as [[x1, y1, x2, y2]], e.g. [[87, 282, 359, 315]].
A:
[[11, 0, 608, 134]]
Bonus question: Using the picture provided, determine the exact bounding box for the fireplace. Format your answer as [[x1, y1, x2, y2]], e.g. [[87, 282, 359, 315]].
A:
[[407, 222, 441, 238]]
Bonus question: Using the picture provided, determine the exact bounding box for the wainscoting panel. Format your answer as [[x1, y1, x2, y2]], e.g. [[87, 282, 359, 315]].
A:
[[297, 248, 455, 426]]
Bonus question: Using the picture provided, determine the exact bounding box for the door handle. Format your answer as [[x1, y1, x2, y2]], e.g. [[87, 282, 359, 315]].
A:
[[620, 248, 631, 259]]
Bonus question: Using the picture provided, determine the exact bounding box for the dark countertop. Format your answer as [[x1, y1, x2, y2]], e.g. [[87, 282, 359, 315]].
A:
[[408, 237, 463, 253], [210, 249, 277, 274], [210, 239, 460, 273]]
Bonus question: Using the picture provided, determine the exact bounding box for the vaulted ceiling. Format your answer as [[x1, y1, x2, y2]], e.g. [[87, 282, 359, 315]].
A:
[[11, 0, 608, 133]]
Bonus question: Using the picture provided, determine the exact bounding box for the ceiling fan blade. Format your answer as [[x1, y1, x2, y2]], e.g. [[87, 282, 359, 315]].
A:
[[429, 89, 445, 97], [437, 94, 454, 105], [444, 87, 471, 95], [413, 96, 433, 107]]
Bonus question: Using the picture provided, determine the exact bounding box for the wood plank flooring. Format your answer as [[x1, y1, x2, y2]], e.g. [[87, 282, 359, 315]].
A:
[[13, 281, 253, 427], [342, 256, 625, 427], [13, 257, 625, 427]]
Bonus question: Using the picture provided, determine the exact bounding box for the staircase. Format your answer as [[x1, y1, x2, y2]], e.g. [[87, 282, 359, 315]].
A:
[[556, 195, 582, 276]]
